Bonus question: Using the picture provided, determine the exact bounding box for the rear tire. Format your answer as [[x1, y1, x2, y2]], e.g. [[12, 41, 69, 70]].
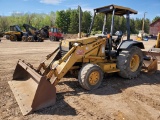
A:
[[78, 64, 103, 90], [22, 36, 28, 42], [49, 36, 53, 41], [117, 46, 143, 79]]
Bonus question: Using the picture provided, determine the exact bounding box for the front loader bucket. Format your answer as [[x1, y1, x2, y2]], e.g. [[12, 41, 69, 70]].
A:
[[8, 60, 56, 115]]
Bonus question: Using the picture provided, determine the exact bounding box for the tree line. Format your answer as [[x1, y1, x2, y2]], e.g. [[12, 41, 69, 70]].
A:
[[0, 8, 159, 34]]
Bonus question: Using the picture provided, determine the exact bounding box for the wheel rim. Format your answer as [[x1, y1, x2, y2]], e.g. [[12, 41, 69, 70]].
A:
[[130, 54, 140, 72], [89, 71, 100, 85]]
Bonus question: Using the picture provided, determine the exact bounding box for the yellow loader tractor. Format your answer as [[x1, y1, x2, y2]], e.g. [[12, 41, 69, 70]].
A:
[[5, 25, 23, 41], [8, 5, 158, 115]]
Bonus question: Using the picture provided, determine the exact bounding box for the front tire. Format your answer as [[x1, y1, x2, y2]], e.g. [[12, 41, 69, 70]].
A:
[[10, 35, 17, 41], [78, 64, 103, 90], [117, 46, 143, 79]]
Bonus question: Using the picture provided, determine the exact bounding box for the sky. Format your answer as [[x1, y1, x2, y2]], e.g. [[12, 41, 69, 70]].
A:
[[0, 0, 160, 21]]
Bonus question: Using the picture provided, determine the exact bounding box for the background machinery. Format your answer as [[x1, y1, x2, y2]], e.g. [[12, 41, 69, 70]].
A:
[[136, 30, 149, 41], [142, 33, 160, 72], [4, 25, 23, 41], [145, 32, 160, 58], [49, 26, 63, 41], [22, 24, 46, 42], [40, 25, 49, 39], [137, 30, 144, 41], [8, 4, 157, 115], [1, 24, 49, 42]]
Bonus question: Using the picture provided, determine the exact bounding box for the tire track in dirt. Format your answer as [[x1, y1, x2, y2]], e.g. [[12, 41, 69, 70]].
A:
[[122, 74, 160, 120], [121, 81, 151, 120], [123, 89, 160, 120], [65, 95, 112, 120], [123, 95, 153, 120], [127, 90, 160, 111], [64, 85, 137, 120]]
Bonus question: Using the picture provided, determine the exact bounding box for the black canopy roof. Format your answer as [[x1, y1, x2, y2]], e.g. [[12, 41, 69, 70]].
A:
[[94, 4, 137, 15]]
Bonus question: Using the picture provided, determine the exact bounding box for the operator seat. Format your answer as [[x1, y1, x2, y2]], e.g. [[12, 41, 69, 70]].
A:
[[105, 31, 123, 58], [112, 31, 123, 50]]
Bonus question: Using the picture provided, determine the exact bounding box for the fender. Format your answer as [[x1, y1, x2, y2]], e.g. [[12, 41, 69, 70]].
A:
[[117, 40, 145, 50]]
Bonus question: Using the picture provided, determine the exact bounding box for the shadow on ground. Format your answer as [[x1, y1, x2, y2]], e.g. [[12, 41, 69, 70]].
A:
[[35, 70, 160, 116], [58, 70, 160, 96]]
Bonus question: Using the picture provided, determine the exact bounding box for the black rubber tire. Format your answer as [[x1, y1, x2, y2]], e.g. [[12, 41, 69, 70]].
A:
[[22, 36, 27, 42], [10, 35, 17, 41], [53, 36, 56, 41], [54, 37, 59, 41], [49, 36, 53, 41], [56, 37, 59, 41], [6, 35, 10, 40], [78, 64, 103, 90], [37, 37, 43, 42], [117, 46, 143, 79]]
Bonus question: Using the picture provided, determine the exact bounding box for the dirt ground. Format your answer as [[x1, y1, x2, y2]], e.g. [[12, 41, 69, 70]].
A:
[[0, 37, 160, 120]]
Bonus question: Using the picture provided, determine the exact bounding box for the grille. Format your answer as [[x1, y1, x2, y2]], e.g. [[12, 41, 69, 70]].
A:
[[60, 50, 68, 57]]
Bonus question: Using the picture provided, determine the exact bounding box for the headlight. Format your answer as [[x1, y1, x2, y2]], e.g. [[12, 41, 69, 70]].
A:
[[73, 42, 79, 46]]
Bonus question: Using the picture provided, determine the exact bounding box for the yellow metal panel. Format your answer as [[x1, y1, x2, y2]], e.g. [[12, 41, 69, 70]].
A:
[[61, 37, 97, 48], [98, 63, 117, 72], [86, 56, 105, 60]]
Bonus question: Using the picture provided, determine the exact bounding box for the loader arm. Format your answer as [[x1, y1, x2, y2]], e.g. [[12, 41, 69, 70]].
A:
[[44, 38, 106, 85]]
